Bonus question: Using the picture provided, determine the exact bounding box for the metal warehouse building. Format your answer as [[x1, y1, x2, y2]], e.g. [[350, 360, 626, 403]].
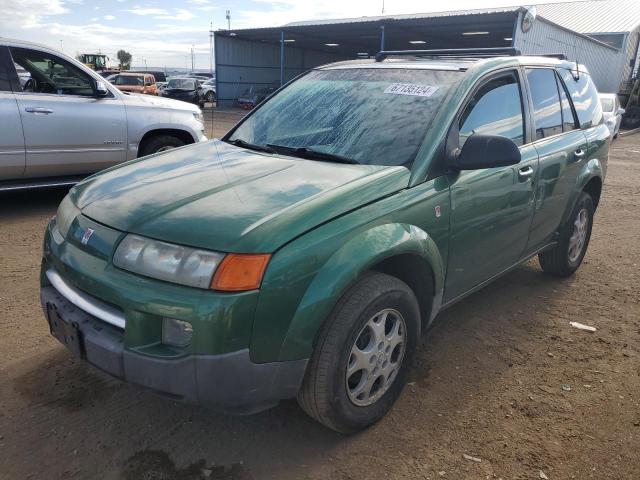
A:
[[537, 0, 640, 98], [214, 4, 624, 106]]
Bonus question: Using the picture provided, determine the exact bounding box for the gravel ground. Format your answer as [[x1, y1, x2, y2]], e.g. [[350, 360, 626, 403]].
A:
[[0, 131, 638, 480]]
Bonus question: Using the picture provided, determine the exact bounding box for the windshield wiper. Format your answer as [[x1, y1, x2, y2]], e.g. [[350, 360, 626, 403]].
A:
[[266, 144, 359, 165], [226, 139, 274, 153]]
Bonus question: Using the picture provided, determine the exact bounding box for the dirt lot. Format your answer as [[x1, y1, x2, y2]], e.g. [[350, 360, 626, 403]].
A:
[[0, 129, 638, 480]]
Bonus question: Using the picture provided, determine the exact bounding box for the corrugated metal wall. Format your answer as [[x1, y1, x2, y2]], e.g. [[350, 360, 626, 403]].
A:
[[214, 35, 346, 106], [514, 16, 623, 93]]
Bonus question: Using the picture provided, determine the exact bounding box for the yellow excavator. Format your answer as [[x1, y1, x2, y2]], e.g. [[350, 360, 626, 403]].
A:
[[77, 53, 108, 72]]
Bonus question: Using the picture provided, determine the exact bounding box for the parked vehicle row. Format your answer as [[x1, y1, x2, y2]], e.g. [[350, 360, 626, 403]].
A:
[[39, 48, 609, 432], [0, 38, 207, 190]]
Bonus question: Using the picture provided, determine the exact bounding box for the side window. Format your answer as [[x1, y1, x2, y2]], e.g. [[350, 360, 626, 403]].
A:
[[459, 72, 524, 147], [526, 68, 563, 140], [10, 47, 94, 96], [558, 69, 603, 128], [555, 72, 578, 132]]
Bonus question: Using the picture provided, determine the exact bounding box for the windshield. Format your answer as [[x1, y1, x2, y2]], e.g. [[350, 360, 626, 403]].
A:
[[228, 68, 462, 167], [168, 78, 196, 90], [600, 97, 614, 112], [115, 75, 143, 86]]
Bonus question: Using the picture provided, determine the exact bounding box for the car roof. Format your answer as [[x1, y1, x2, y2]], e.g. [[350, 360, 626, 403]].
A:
[[317, 55, 587, 74]]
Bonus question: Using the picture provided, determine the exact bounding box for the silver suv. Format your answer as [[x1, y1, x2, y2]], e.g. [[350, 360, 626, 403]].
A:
[[0, 38, 207, 190]]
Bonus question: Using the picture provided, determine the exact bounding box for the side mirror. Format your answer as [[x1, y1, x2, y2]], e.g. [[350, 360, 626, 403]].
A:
[[453, 134, 521, 170], [95, 80, 109, 96], [617, 108, 626, 116]]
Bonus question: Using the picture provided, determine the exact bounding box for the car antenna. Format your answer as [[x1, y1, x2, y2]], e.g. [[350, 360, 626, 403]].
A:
[[572, 42, 580, 80]]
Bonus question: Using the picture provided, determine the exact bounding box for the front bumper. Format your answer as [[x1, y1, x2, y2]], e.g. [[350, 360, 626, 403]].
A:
[[41, 284, 307, 414]]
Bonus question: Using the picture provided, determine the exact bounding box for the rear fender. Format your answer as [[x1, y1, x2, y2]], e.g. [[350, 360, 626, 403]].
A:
[[560, 157, 604, 227]]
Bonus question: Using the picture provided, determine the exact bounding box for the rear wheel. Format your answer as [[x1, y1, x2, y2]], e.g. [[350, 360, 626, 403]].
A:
[[539, 191, 594, 277], [297, 272, 420, 433], [139, 135, 186, 157], [205, 91, 216, 103]]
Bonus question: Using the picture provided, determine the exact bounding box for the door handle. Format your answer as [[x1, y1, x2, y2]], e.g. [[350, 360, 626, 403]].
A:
[[574, 149, 586, 160], [25, 107, 54, 115], [518, 166, 534, 182]]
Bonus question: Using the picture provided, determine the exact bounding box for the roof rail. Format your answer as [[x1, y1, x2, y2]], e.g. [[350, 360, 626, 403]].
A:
[[523, 53, 567, 60], [375, 47, 522, 62]]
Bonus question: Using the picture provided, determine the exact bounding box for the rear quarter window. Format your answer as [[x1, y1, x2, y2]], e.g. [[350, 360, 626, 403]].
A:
[[558, 69, 603, 129]]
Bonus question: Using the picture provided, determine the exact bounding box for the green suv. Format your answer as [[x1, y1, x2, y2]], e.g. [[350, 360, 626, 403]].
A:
[[41, 49, 609, 433]]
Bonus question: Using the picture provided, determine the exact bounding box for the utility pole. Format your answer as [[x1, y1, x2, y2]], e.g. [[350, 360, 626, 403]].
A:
[[59, 40, 63, 52], [191, 44, 195, 72], [209, 21, 214, 75], [226, 10, 231, 30], [381, 0, 385, 14]]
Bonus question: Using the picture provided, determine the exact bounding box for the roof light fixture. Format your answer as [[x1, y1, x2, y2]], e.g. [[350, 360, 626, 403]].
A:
[[284, 39, 295, 43], [409, 40, 426, 44], [462, 31, 489, 35], [504, 37, 513, 41], [325, 43, 339, 47]]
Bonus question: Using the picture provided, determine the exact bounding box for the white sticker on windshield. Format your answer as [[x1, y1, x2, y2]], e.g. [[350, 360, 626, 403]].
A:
[[384, 83, 440, 97]]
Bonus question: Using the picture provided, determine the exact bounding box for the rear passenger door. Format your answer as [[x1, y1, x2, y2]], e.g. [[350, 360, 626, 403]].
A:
[[0, 46, 26, 181], [523, 67, 588, 253]]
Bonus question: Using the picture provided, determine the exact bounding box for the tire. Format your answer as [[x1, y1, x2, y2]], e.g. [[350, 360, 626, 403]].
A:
[[538, 191, 594, 277], [139, 135, 185, 157], [297, 272, 420, 433], [205, 91, 215, 103]]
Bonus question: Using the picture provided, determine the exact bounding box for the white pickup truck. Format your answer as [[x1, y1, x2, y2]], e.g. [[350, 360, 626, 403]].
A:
[[0, 38, 207, 190]]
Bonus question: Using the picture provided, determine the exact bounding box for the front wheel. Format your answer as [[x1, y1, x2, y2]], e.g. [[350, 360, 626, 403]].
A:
[[539, 191, 594, 277], [139, 135, 185, 157], [297, 272, 420, 433], [205, 91, 215, 103]]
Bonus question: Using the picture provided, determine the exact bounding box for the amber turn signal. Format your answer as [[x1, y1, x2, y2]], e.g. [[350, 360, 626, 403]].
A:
[[211, 254, 271, 291]]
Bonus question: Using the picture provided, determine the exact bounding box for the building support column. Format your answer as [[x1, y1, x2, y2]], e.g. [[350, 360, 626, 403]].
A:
[[380, 25, 386, 52], [280, 30, 285, 86]]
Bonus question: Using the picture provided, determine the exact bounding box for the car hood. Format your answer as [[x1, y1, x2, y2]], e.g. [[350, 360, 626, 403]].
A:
[[70, 140, 410, 253], [119, 91, 199, 112]]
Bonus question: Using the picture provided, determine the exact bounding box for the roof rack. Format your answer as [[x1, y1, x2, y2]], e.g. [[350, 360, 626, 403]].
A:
[[375, 47, 522, 62]]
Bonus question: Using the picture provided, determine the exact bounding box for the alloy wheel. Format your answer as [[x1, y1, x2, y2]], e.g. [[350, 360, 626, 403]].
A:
[[568, 208, 589, 263], [345, 308, 406, 407]]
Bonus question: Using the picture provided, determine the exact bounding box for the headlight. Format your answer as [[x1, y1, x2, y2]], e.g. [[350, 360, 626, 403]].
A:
[[113, 234, 224, 289], [193, 112, 204, 124], [56, 195, 80, 238]]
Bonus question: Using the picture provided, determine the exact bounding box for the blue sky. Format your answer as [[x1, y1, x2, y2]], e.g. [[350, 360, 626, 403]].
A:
[[1, 0, 574, 69]]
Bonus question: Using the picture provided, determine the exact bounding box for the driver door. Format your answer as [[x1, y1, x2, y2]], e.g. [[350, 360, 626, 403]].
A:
[[9, 46, 127, 179]]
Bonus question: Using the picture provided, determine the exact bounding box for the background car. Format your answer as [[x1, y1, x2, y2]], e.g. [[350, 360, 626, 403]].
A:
[[159, 77, 205, 108], [112, 72, 157, 95], [599, 93, 624, 138], [0, 38, 207, 189], [186, 72, 214, 80], [134, 70, 167, 83], [200, 78, 216, 103], [237, 85, 277, 110]]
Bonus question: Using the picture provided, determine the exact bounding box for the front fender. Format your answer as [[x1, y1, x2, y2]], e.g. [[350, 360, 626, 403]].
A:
[[251, 223, 445, 363]]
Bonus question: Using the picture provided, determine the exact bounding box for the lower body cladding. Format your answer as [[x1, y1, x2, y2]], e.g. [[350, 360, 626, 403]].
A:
[[40, 285, 308, 414]]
